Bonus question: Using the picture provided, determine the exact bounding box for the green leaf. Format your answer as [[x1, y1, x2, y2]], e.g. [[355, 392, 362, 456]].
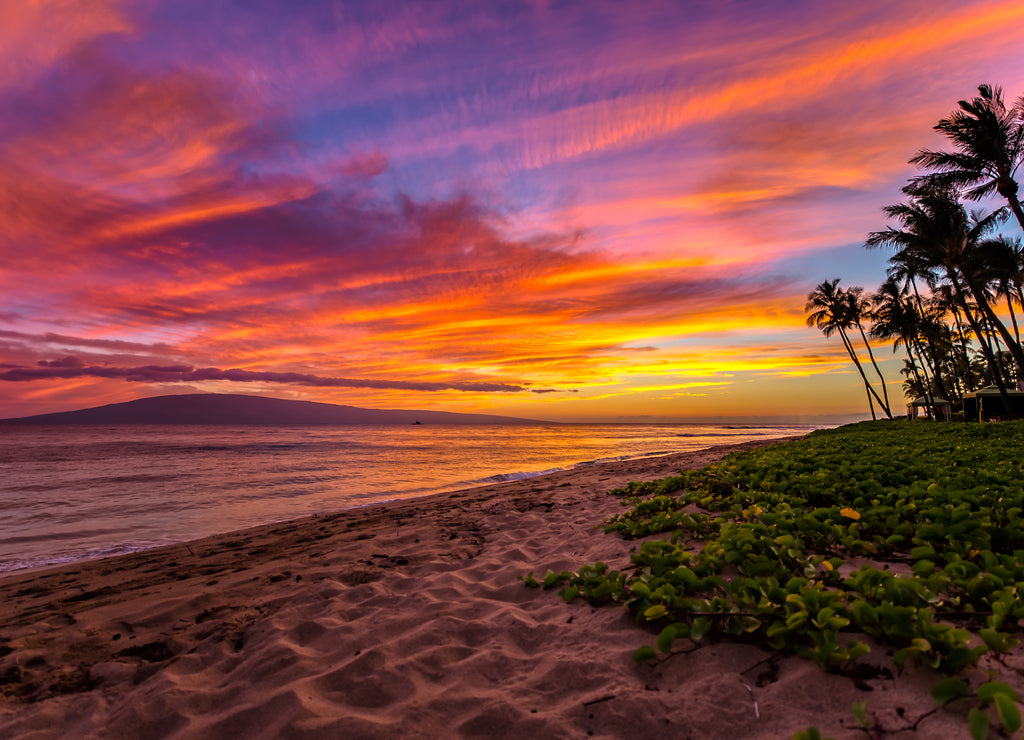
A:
[[632, 645, 657, 662], [911, 545, 936, 561], [690, 616, 711, 641], [910, 637, 931, 653], [542, 569, 566, 588], [741, 616, 762, 633], [786, 610, 809, 630], [994, 693, 1021, 734], [851, 701, 868, 729], [978, 681, 1020, 703], [826, 616, 850, 630], [631, 582, 652, 598], [643, 604, 668, 621], [979, 628, 1019, 654], [846, 641, 870, 661], [969, 707, 990, 740], [657, 625, 676, 653], [774, 534, 796, 548], [849, 600, 878, 628], [943, 643, 986, 673], [931, 677, 969, 706], [673, 566, 698, 586]]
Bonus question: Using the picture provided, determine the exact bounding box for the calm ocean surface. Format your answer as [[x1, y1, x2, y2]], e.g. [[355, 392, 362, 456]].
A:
[[0, 423, 817, 573]]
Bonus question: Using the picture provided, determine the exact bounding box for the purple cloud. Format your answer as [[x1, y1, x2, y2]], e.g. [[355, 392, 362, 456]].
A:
[[2, 358, 569, 394]]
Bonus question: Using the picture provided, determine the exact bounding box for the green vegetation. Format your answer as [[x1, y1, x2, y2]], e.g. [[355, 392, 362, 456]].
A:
[[529, 421, 1024, 737], [806, 84, 1024, 420]]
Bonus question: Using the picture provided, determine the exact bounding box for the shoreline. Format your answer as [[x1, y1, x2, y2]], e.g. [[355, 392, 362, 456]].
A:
[[2, 433, 957, 738]]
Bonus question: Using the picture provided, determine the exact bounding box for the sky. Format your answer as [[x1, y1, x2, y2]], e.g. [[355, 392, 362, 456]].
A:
[[2, 0, 1024, 423]]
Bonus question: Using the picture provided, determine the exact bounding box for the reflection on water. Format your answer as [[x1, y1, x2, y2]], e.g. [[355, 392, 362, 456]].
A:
[[0, 423, 817, 572]]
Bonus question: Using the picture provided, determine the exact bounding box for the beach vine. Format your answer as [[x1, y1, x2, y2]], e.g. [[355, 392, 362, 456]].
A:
[[527, 421, 1024, 738]]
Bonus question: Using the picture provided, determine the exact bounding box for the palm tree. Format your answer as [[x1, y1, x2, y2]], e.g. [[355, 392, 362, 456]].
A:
[[805, 279, 892, 419], [871, 278, 933, 411], [979, 235, 1024, 348], [845, 286, 893, 414], [910, 84, 1024, 231], [932, 284, 977, 393]]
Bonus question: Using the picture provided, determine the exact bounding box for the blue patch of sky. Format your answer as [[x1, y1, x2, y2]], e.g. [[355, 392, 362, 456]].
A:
[[777, 242, 893, 291]]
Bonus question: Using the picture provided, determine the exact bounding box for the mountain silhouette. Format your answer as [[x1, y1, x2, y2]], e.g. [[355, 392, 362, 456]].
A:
[[0, 394, 546, 425]]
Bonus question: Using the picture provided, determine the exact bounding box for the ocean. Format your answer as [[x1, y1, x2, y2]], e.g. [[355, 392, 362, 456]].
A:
[[0, 423, 817, 574]]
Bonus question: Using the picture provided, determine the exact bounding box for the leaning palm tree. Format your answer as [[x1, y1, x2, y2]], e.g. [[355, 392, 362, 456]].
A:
[[910, 84, 1024, 231], [845, 286, 892, 414], [805, 279, 892, 419]]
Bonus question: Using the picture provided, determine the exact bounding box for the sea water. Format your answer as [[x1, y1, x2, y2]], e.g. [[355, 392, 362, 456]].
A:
[[0, 423, 817, 573]]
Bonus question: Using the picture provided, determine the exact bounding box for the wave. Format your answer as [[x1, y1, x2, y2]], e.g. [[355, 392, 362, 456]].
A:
[[676, 432, 765, 438], [478, 467, 567, 484], [471, 448, 688, 486], [0, 542, 162, 575]]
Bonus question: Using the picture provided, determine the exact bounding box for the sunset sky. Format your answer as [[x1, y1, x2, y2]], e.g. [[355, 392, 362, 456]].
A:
[[2, 0, 1024, 422]]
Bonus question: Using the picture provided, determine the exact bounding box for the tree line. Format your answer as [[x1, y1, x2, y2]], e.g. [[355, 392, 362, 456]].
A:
[[806, 84, 1024, 420]]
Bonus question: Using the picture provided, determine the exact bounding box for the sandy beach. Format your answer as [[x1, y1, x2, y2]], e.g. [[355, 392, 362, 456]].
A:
[[0, 437, 987, 738]]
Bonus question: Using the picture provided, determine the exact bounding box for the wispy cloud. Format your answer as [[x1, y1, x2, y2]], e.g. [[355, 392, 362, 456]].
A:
[[1, 0, 1021, 418], [1, 357, 570, 394]]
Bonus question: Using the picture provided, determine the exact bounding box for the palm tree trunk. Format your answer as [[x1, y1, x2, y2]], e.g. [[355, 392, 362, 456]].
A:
[[1007, 293, 1021, 345], [948, 300, 976, 392], [856, 323, 893, 418], [1016, 284, 1024, 335], [837, 327, 887, 419], [989, 323, 1012, 386], [944, 342, 965, 401], [909, 336, 936, 416], [908, 278, 952, 403], [949, 272, 1015, 417], [1006, 292, 1022, 389], [964, 275, 1024, 379], [979, 325, 1003, 381]]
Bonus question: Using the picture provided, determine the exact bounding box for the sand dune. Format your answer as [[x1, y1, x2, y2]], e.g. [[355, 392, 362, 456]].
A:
[[0, 439, 983, 738]]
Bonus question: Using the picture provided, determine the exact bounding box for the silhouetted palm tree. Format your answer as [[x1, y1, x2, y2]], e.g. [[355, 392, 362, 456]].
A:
[[805, 279, 892, 419], [866, 184, 1016, 413], [931, 284, 976, 392], [979, 235, 1024, 347], [845, 286, 892, 414], [871, 279, 933, 410], [910, 84, 1024, 231]]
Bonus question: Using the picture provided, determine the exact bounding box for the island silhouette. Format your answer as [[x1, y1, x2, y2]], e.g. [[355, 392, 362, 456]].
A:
[[0, 393, 546, 425]]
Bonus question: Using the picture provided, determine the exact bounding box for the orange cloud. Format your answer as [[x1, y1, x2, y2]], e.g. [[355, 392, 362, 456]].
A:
[[0, 1, 131, 89]]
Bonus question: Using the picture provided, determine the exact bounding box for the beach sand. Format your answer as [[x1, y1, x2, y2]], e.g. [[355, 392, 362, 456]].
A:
[[0, 438, 994, 738]]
